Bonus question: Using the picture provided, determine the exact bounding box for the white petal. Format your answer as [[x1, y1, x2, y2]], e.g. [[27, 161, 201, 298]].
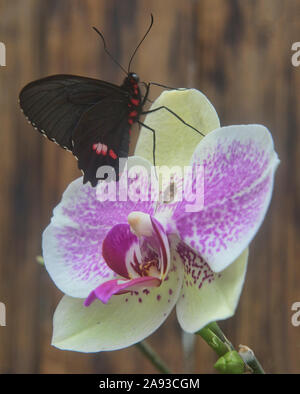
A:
[[52, 259, 183, 352], [175, 244, 248, 333]]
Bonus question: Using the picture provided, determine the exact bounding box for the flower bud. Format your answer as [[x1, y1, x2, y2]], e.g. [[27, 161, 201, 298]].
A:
[[214, 351, 245, 374]]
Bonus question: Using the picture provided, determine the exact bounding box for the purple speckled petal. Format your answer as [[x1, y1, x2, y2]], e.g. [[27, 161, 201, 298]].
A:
[[43, 157, 157, 298], [43, 178, 115, 298], [94, 157, 157, 226], [173, 125, 279, 272], [84, 276, 162, 305]]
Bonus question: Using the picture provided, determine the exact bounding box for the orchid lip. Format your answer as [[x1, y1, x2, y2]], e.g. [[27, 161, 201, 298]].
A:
[[85, 213, 171, 305], [128, 213, 171, 280], [84, 276, 162, 306]]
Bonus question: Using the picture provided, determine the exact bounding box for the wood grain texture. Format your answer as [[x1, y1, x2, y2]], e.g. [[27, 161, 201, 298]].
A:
[[0, 0, 299, 374]]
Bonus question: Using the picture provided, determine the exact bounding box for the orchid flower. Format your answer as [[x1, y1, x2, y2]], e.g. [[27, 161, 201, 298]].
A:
[[43, 89, 279, 353]]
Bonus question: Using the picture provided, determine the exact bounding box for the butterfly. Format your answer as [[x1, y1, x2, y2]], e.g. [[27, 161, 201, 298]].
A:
[[19, 17, 155, 187], [19, 15, 204, 187], [19, 71, 145, 186]]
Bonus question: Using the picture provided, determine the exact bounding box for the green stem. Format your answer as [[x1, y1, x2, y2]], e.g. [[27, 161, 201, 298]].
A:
[[196, 326, 231, 357], [207, 322, 234, 350], [197, 322, 265, 374], [135, 341, 171, 374]]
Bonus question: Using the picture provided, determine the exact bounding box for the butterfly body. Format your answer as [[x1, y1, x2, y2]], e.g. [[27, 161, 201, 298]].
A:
[[19, 72, 144, 186]]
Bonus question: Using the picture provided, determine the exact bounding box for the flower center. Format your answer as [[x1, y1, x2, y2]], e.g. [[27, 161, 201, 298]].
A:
[[84, 214, 171, 306], [128, 212, 171, 281], [129, 249, 161, 279], [140, 259, 160, 277]]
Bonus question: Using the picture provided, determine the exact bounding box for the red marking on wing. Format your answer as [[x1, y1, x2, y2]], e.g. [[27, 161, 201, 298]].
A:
[[109, 149, 117, 160], [102, 144, 108, 156], [92, 142, 107, 156]]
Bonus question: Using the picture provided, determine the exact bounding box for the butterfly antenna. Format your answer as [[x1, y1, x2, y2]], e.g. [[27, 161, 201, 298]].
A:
[[127, 14, 154, 73], [92, 26, 128, 75]]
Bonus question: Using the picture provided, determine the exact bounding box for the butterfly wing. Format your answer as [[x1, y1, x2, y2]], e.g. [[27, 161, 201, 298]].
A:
[[72, 97, 131, 186], [19, 74, 125, 151]]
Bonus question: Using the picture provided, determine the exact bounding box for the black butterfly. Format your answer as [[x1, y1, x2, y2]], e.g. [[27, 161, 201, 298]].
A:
[[19, 16, 158, 187], [19, 71, 145, 186], [19, 15, 203, 187]]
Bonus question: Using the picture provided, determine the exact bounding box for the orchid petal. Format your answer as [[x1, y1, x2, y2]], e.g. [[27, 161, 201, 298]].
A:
[[85, 276, 161, 305], [128, 213, 171, 278], [102, 216, 171, 281], [42, 178, 115, 298], [173, 125, 279, 272], [135, 89, 220, 168], [174, 242, 248, 333], [102, 224, 140, 280], [150, 217, 171, 278], [42, 157, 157, 298], [52, 260, 183, 352]]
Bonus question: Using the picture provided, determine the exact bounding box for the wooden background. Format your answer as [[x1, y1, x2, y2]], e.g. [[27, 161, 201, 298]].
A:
[[0, 0, 299, 374]]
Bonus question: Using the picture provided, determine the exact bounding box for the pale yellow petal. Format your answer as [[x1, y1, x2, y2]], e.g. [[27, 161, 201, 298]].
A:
[[135, 89, 220, 168]]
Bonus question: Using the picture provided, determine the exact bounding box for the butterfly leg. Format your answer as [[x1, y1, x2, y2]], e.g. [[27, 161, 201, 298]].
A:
[[141, 106, 205, 136], [137, 121, 157, 170], [140, 82, 187, 106], [140, 82, 153, 104], [140, 82, 151, 106], [148, 82, 189, 91]]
